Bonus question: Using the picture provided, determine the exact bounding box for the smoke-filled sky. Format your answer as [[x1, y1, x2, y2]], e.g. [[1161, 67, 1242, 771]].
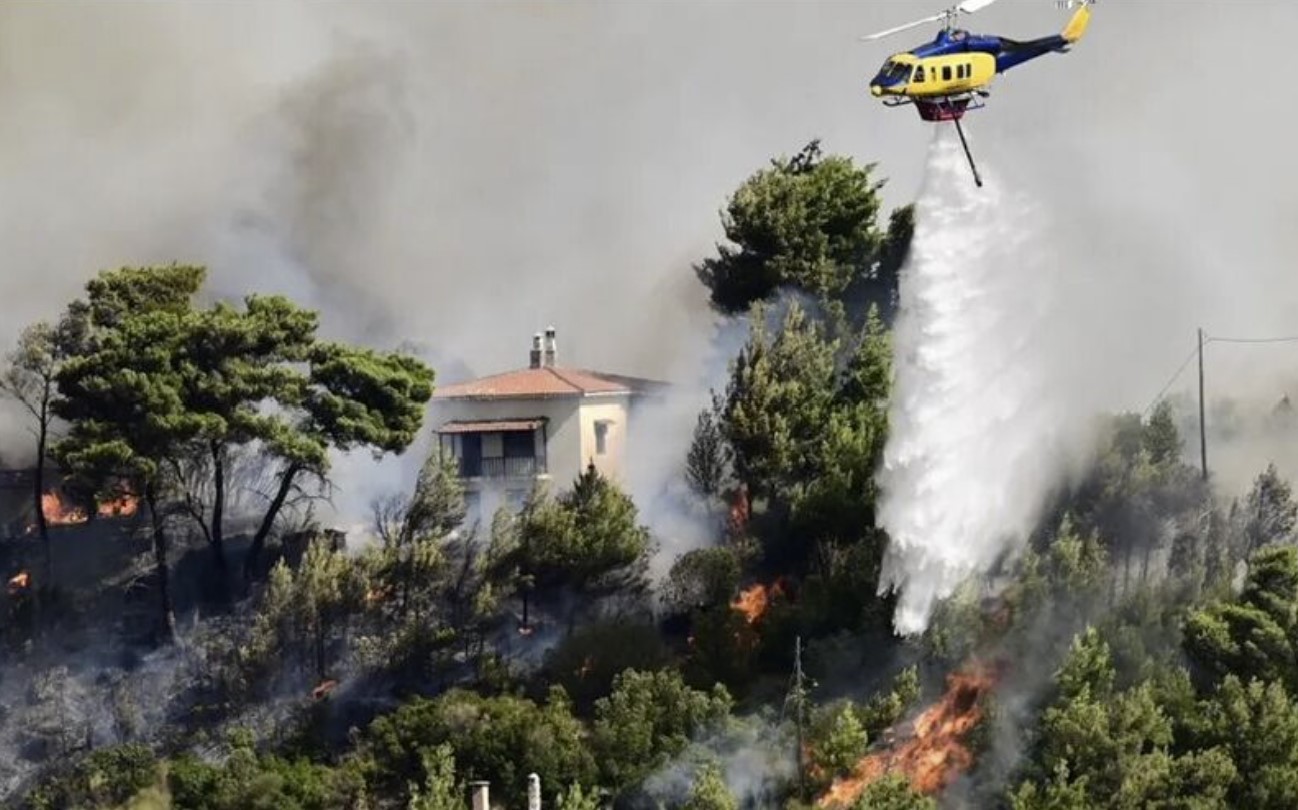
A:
[[4, 0, 1296, 388], [1, 1, 1297, 512]]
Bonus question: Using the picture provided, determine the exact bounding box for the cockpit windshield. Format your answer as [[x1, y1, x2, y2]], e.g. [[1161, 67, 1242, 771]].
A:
[[878, 60, 913, 84]]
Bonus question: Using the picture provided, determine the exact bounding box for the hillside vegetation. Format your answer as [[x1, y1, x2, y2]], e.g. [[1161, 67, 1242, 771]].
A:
[[4, 142, 1297, 810]]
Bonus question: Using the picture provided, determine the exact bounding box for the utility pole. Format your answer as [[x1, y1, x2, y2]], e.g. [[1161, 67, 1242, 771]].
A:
[[1198, 328, 1208, 481], [789, 636, 808, 799]]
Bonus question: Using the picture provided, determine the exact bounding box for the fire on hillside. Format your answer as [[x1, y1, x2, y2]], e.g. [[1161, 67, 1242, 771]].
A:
[[35, 489, 140, 528], [732, 578, 791, 625], [817, 661, 1002, 806], [7, 570, 29, 595]]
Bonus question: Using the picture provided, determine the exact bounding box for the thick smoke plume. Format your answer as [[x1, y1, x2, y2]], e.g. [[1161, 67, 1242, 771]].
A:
[[878, 128, 1090, 636]]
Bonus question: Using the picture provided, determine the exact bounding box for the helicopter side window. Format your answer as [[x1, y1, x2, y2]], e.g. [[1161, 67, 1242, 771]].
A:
[[914, 65, 925, 83], [942, 65, 952, 81]]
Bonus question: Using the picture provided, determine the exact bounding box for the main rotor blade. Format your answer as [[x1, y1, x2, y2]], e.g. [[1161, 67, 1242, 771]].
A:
[[958, 0, 1000, 13], [859, 13, 945, 41]]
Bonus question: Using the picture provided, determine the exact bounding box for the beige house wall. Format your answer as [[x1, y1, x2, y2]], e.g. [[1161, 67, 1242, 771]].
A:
[[431, 396, 581, 486], [577, 398, 630, 484], [432, 393, 635, 494]]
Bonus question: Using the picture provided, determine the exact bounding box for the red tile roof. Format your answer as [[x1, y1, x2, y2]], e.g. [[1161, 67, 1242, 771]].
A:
[[433, 366, 665, 401]]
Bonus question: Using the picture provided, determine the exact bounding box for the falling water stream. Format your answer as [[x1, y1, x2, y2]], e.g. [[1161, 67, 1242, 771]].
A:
[[877, 125, 1071, 635]]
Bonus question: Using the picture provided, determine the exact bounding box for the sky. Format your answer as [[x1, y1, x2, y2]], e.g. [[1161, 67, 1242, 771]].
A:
[[1, 0, 1297, 493]]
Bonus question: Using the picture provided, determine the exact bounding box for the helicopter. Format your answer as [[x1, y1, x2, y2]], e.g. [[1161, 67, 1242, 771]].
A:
[[862, 0, 1094, 186]]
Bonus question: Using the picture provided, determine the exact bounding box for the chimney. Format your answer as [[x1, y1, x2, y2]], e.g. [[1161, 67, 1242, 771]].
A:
[[543, 326, 557, 367], [470, 781, 490, 810], [527, 774, 541, 810], [530, 333, 543, 369]]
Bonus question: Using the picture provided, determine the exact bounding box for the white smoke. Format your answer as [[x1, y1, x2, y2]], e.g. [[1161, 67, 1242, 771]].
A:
[[877, 126, 1091, 636]]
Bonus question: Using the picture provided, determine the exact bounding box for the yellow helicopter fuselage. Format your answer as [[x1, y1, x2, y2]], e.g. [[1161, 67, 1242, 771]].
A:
[[870, 51, 998, 99]]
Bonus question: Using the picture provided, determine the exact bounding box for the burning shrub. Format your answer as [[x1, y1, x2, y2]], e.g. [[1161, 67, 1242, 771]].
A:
[[817, 663, 998, 807]]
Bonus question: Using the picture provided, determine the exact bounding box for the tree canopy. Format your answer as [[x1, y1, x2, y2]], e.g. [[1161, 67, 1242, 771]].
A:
[[695, 140, 912, 316], [46, 264, 434, 637]]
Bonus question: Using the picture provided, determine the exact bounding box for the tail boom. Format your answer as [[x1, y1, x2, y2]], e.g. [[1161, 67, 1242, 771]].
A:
[[994, 1, 1092, 72]]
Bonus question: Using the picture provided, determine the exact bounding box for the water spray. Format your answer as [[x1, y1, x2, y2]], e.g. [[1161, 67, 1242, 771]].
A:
[[877, 126, 1070, 635]]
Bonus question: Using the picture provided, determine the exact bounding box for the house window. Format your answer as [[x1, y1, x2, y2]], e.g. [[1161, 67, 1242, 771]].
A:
[[460, 433, 483, 477], [594, 421, 610, 455], [502, 431, 534, 459]]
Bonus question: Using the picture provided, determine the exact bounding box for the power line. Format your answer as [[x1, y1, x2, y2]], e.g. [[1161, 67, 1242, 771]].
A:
[[1143, 345, 1200, 416], [1143, 331, 1298, 415], [1205, 335, 1298, 345]]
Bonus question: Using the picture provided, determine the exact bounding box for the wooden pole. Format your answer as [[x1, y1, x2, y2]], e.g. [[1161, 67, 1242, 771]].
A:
[[1198, 328, 1208, 481]]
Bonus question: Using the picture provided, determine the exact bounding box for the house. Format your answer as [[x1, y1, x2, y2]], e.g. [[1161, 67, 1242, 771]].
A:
[[431, 327, 666, 517]]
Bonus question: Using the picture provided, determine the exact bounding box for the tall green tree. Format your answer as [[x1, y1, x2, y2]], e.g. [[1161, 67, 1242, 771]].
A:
[[244, 339, 434, 581], [1143, 401, 1181, 467], [244, 537, 364, 686], [513, 466, 652, 626], [685, 407, 732, 503], [1244, 464, 1297, 553], [1, 322, 62, 588], [47, 264, 434, 636], [1184, 545, 1298, 692], [51, 265, 215, 642], [716, 300, 837, 502], [694, 140, 911, 316], [590, 668, 733, 792], [371, 452, 466, 621], [168, 294, 318, 580]]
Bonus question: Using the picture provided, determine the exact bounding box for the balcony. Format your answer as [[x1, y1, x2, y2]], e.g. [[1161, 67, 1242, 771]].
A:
[[458, 455, 546, 479]]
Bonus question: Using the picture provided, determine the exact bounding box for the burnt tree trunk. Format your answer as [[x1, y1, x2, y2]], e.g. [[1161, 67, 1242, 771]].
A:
[[144, 481, 176, 645], [314, 621, 327, 682], [34, 398, 50, 586], [209, 442, 228, 581], [244, 462, 303, 582]]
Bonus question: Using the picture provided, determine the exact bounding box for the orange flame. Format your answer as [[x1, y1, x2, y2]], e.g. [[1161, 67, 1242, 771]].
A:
[[726, 484, 750, 539], [97, 494, 138, 518], [8, 571, 30, 594], [817, 663, 1000, 807], [41, 491, 87, 525], [732, 578, 790, 625], [312, 679, 338, 700], [36, 489, 138, 527]]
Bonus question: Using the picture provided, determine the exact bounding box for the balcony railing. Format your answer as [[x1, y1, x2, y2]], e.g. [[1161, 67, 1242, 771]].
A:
[[458, 456, 546, 479]]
